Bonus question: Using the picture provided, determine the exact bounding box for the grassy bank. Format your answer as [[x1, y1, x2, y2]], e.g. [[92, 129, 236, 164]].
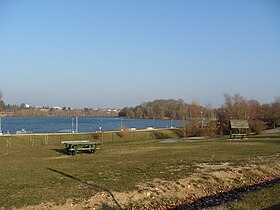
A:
[[0, 128, 182, 145], [0, 131, 279, 209], [224, 182, 280, 209]]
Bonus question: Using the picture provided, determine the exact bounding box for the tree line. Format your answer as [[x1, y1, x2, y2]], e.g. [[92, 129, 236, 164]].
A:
[[216, 93, 280, 134], [119, 94, 280, 134], [1, 89, 279, 135], [1, 106, 118, 117], [119, 99, 214, 120], [0, 91, 4, 112], [0, 91, 118, 117]]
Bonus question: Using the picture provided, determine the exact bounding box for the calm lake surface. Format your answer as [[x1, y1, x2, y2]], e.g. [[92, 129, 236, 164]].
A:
[[0, 116, 182, 134]]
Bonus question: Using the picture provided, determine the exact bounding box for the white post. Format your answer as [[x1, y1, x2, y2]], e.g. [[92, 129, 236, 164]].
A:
[[76, 116, 78, 133], [72, 117, 74, 132], [6, 137, 10, 148], [99, 126, 103, 144]]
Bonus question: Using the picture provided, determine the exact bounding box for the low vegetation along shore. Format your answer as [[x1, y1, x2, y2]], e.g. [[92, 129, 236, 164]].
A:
[[0, 129, 280, 209]]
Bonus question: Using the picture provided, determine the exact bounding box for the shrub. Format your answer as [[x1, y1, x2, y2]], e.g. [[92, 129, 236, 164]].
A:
[[91, 133, 100, 140], [116, 131, 126, 138], [249, 120, 266, 135]]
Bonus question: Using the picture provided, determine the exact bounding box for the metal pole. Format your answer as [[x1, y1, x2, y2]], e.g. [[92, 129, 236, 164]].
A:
[[184, 118, 186, 139], [99, 126, 102, 144], [76, 116, 78, 133], [72, 117, 74, 133], [201, 111, 203, 128]]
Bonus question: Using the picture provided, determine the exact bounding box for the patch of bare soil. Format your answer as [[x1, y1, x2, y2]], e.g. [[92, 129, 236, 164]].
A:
[[18, 155, 280, 210]]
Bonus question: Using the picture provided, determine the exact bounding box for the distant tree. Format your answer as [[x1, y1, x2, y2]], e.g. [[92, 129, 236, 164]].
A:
[[189, 101, 203, 120], [216, 93, 278, 134], [217, 93, 249, 134], [135, 106, 144, 118], [275, 96, 280, 104], [119, 107, 130, 117], [0, 90, 4, 112], [271, 97, 280, 127], [0, 101, 3, 111], [20, 103, 26, 109], [119, 99, 193, 120], [0, 90, 3, 101]]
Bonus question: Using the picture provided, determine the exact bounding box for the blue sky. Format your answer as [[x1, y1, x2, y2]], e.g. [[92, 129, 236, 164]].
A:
[[0, 0, 279, 108]]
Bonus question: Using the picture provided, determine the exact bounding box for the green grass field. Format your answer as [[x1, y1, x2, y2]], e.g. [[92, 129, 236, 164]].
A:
[[0, 130, 279, 209]]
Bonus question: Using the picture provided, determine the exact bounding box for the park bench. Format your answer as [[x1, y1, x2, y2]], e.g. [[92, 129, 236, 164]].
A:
[[62, 141, 100, 156]]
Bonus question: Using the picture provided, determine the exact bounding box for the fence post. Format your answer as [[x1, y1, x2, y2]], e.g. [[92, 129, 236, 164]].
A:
[[6, 137, 11, 148], [30, 137, 35, 147], [45, 134, 48, 145]]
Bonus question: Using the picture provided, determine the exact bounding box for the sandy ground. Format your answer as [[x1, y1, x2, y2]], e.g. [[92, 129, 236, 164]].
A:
[[15, 154, 280, 210]]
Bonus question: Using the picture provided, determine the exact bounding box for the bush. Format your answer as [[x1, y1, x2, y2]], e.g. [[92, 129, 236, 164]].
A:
[[116, 131, 126, 138], [91, 133, 100, 140], [185, 125, 216, 137], [154, 131, 174, 139], [186, 125, 201, 137], [249, 120, 266, 135], [173, 129, 184, 138]]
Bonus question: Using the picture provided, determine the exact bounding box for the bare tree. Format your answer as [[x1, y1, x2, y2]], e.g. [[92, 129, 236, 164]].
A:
[[0, 90, 3, 101], [0, 90, 4, 112]]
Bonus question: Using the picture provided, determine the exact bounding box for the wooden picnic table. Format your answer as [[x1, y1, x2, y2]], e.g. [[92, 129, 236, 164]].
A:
[[62, 141, 100, 155]]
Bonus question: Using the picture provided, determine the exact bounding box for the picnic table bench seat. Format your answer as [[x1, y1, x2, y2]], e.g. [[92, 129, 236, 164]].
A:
[[230, 133, 247, 139], [62, 141, 100, 155]]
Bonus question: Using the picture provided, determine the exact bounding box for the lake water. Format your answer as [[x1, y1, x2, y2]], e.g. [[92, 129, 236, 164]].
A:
[[0, 116, 182, 134]]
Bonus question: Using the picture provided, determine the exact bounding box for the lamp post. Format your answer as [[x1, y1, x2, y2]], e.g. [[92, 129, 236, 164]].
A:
[[75, 116, 78, 133], [99, 126, 103, 144], [71, 117, 74, 133], [184, 118, 186, 139], [201, 111, 203, 128]]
